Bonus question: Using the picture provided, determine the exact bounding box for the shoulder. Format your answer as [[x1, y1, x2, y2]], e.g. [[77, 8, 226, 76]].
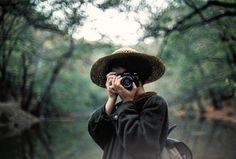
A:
[[145, 95, 168, 109]]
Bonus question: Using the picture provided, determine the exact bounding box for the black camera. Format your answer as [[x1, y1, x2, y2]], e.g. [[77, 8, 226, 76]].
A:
[[118, 72, 139, 90]]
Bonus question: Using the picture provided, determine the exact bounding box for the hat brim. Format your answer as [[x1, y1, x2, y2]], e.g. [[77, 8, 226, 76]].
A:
[[90, 52, 165, 88]]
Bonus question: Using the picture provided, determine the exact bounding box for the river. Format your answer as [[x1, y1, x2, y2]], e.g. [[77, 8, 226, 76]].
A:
[[0, 114, 236, 159]]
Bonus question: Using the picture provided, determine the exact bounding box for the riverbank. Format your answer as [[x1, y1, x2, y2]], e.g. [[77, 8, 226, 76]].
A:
[[0, 102, 39, 139], [1, 97, 236, 140], [171, 98, 236, 124]]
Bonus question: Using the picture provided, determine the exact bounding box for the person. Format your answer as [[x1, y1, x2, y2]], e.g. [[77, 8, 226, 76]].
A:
[[88, 48, 169, 159]]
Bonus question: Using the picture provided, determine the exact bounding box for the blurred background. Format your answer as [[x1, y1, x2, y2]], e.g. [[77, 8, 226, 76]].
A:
[[0, 0, 236, 159]]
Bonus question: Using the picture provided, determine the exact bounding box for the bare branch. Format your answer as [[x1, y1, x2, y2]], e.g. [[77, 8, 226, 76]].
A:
[[208, 1, 236, 8], [173, 1, 236, 31], [182, 0, 207, 21], [146, 1, 236, 38], [175, 11, 236, 32]]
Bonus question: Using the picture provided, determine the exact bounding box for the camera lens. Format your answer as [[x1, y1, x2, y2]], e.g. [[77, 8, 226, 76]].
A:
[[121, 76, 133, 90]]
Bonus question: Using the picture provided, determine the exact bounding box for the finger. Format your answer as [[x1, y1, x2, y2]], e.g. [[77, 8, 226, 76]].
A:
[[106, 72, 117, 78], [106, 75, 117, 86], [106, 77, 116, 89], [132, 82, 137, 89], [106, 72, 116, 76], [107, 76, 115, 82], [116, 78, 127, 92], [108, 84, 115, 89], [114, 76, 122, 87], [108, 87, 116, 94], [111, 76, 116, 85], [130, 82, 137, 93], [106, 78, 112, 87]]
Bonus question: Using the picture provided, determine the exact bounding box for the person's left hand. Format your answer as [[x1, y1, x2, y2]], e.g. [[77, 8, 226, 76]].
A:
[[114, 75, 137, 102]]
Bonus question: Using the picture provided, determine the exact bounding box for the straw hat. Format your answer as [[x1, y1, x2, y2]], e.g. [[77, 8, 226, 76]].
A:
[[90, 48, 165, 88]]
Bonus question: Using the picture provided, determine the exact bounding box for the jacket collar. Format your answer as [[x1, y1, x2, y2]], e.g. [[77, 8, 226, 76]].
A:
[[134, 91, 157, 103]]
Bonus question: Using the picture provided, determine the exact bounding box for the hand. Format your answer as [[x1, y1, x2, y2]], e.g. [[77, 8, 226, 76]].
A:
[[105, 72, 118, 115], [105, 72, 118, 99], [114, 75, 137, 102]]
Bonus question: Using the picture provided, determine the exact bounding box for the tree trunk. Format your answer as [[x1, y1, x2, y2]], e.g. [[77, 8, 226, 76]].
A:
[[0, 13, 25, 102], [217, 22, 236, 80], [20, 52, 35, 111], [31, 37, 75, 117], [193, 86, 206, 116]]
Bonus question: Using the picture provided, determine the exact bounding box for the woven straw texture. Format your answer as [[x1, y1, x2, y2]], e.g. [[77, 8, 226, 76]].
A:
[[90, 48, 165, 88]]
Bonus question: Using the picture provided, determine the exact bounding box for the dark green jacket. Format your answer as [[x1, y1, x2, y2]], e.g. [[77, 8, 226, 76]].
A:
[[88, 92, 169, 159]]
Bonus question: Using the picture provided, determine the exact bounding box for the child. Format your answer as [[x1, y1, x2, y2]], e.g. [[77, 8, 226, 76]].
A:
[[88, 48, 168, 159]]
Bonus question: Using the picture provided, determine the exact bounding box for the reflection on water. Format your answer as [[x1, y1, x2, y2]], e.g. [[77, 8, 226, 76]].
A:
[[169, 116, 236, 159], [0, 117, 102, 159], [0, 115, 236, 159]]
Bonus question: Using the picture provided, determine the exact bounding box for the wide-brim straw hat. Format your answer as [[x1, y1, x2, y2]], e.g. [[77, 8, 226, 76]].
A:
[[90, 48, 165, 88]]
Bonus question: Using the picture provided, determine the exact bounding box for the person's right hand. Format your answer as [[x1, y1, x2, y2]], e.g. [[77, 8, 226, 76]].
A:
[[105, 72, 118, 99], [105, 72, 118, 115]]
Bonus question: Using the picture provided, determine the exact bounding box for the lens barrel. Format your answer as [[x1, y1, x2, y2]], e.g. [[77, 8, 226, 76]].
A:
[[121, 76, 133, 90]]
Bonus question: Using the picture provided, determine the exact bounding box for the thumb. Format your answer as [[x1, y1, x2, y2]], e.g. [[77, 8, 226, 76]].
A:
[[132, 82, 137, 91]]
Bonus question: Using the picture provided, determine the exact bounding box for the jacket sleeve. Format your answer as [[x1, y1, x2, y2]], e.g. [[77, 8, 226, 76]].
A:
[[88, 106, 115, 150], [110, 95, 168, 158]]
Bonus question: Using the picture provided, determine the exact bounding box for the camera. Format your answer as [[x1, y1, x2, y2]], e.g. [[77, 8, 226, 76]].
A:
[[118, 72, 139, 90]]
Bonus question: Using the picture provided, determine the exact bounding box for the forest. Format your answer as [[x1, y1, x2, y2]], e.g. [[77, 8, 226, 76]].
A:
[[0, 0, 236, 159], [1, 0, 235, 116]]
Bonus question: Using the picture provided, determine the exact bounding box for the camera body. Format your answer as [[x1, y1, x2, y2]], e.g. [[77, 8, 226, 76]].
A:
[[118, 72, 139, 90]]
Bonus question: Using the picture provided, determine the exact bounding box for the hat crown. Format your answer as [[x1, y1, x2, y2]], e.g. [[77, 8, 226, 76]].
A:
[[112, 48, 138, 54]]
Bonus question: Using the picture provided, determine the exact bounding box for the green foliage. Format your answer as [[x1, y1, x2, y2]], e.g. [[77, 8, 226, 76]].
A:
[[0, 0, 115, 114], [143, 0, 236, 105], [2, 0, 236, 115], [39, 38, 116, 112]]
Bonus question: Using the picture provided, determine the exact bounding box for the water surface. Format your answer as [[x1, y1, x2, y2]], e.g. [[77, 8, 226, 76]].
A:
[[0, 115, 236, 159]]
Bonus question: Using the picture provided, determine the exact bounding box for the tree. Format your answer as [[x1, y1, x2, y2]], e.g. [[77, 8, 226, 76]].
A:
[[144, 0, 236, 37], [143, 0, 236, 109], [0, 0, 94, 116]]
